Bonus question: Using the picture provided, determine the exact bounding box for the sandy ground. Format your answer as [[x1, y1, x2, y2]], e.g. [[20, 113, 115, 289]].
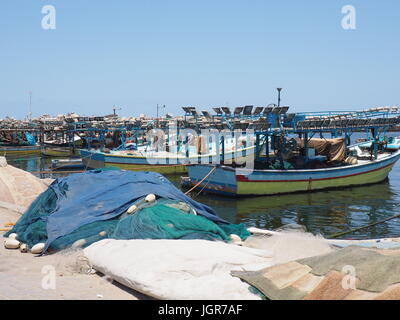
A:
[[0, 207, 148, 300]]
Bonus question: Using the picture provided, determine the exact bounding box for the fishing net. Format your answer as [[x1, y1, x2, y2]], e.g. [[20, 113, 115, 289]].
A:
[[4, 187, 57, 246], [0, 157, 52, 209], [6, 194, 250, 252], [112, 199, 250, 241]]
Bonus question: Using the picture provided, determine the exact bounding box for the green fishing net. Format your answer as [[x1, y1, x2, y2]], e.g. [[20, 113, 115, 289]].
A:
[[112, 199, 250, 241], [6, 195, 250, 252], [4, 187, 58, 246]]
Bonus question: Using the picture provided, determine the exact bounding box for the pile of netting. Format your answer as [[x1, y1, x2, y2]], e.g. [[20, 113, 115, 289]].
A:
[[5, 169, 250, 253]]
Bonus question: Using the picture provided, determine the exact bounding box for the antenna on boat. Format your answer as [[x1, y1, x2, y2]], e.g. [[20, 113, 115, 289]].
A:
[[112, 105, 121, 117], [156, 104, 166, 127], [28, 91, 32, 121], [277, 88, 283, 107]]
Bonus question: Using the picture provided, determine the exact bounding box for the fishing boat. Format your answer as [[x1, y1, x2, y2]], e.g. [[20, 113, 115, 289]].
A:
[[0, 131, 41, 156], [41, 134, 83, 157], [51, 158, 84, 171], [185, 146, 400, 196], [0, 145, 41, 156], [358, 136, 400, 151], [183, 108, 400, 196], [41, 146, 79, 157], [80, 136, 255, 175]]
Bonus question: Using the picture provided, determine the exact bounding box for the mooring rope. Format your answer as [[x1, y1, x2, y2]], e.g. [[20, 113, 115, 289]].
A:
[[328, 213, 400, 239], [184, 166, 217, 195]]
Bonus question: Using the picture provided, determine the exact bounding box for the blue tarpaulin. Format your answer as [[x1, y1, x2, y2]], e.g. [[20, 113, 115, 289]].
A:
[[25, 132, 36, 145], [39, 170, 226, 252]]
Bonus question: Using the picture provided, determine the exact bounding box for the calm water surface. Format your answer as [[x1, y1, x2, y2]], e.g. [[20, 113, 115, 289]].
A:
[[6, 134, 400, 240]]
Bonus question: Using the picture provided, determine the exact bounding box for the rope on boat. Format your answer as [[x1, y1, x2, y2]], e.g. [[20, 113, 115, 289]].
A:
[[184, 166, 217, 195], [328, 213, 400, 239]]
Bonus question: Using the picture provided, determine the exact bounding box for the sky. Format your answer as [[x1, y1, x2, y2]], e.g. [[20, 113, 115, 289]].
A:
[[0, 0, 399, 119]]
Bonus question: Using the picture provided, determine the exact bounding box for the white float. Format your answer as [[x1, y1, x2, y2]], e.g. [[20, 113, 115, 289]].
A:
[[4, 239, 21, 249], [30, 243, 45, 254]]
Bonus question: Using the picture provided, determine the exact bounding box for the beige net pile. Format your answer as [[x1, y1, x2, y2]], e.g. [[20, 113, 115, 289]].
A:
[[0, 157, 53, 212]]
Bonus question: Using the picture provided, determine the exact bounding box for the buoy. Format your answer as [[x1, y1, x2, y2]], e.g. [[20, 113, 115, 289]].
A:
[[72, 239, 87, 249], [145, 194, 156, 203], [229, 234, 243, 245], [19, 243, 28, 253], [99, 231, 107, 237], [8, 233, 17, 240], [4, 239, 21, 249], [30, 243, 45, 254], [127, 204, 138, 214]]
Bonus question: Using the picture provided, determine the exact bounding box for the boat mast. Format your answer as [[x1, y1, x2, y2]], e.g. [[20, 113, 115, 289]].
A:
[[28, 91, 32, 122]]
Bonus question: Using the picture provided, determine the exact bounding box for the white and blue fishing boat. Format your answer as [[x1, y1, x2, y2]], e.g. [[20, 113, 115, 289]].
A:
[[81, 134, 255, 174], [358, 136, 400, 151]]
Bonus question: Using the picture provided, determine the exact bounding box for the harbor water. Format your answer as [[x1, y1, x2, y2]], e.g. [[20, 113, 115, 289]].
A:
[[6, 150, 400, 241]]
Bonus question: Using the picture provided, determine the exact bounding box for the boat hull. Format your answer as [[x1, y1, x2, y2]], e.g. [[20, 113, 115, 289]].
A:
[[186, 151, 400, 197], [80, 149, 105, 169], [51, 159, 84, 170], [41, 147, 78, 157], [0, 146, 41, 156], [80, 146, 255, 175]]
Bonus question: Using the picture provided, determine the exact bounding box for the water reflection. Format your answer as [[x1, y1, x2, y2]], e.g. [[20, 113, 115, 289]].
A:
[[6, 155, 70, 179]]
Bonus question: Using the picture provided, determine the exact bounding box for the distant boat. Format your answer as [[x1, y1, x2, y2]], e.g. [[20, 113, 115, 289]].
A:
[[358, 136, 400, 151], [42, 135, 83, 157], [80, 136, 255, 174], [41, 146, 78, 157], [51, 158, 84, 171], [0, 145, 41, 156]]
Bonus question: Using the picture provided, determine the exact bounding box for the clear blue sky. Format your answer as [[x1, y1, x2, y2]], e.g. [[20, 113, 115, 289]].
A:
[[0, 0, 399, 119]]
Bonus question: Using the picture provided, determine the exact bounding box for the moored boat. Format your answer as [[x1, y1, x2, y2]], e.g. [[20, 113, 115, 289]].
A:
[[80, 134, 256, 174], [184, 147, 400, 196], [0, 145, 41, 156], [183, 108, 400, 196], [51, 158, 84, 171], [80, 144, 255, 174], [41, 146, 78, 157]]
